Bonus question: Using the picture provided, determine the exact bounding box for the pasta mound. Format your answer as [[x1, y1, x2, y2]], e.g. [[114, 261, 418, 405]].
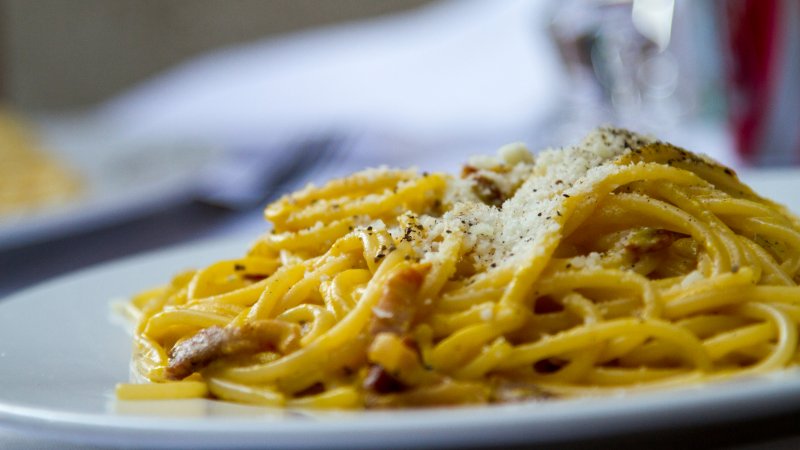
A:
[[118, 128, 800, 408]]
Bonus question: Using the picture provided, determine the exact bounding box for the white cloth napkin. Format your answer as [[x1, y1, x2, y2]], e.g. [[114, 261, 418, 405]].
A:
[[45, 0, 734, 193], [92, 0, 564, 168]]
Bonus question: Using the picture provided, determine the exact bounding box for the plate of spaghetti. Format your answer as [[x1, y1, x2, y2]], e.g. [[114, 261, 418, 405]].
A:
[[0, 112, 216, 250], [3, 127, 800, 448]]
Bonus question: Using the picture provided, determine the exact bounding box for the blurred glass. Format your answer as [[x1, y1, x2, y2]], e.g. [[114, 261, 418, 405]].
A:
[[548, 0, 723, 146]]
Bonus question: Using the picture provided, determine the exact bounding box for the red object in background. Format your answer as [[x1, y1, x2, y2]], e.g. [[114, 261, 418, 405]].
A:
[[720, 0, 800, 166], [722, 0, 776, 162]]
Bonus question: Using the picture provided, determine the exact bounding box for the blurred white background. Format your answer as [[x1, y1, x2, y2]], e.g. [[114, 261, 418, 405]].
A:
[[0, 0, 734, 295], [3, 0, 798, 293]]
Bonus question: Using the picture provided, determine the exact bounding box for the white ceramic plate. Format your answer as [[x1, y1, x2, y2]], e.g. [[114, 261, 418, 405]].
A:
[[2, 170, 800, 449]]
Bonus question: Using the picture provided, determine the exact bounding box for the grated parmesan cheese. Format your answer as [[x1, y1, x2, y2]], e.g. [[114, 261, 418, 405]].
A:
[[422, 127, 654, 271]]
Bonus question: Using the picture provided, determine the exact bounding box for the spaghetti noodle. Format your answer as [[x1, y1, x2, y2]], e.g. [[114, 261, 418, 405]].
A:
[[117, 128, 800, 408]]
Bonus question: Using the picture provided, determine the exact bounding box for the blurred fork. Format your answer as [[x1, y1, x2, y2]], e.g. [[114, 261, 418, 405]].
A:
[[198, 134, 353, 210]]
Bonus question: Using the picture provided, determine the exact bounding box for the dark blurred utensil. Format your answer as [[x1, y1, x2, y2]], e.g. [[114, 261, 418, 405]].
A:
[[199, 134, 352, 210]]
